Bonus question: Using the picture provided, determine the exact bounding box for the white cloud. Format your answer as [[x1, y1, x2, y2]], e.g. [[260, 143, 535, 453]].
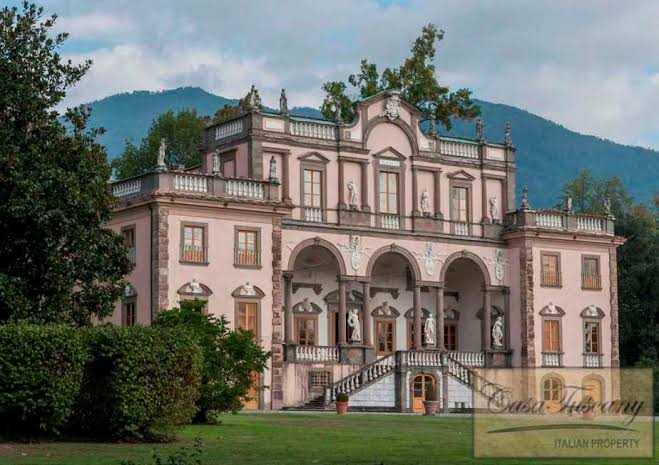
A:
[[50, 0, 659, 149]]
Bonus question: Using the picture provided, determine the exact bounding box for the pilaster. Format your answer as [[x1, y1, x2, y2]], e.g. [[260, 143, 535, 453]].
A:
[[271, 218, 285, 409], [519, 239, 535, 367], [150, 205, 169, 321], [609, 246, 620, 367]]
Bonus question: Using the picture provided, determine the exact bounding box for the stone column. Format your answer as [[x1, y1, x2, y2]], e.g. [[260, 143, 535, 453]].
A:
[[338, 279, 347, 345], [503, 288, 511, 350], [413, 284, 422, 349], [360, 161, 369, 211], [411, 167, 419, 216], [338, 159, 345, 208], [282, 152, 291, 203], [362, 281, 372, 346], [283, 272, 294, 344], [435, 286, 445, 350], [433, 170, 442, 218], [482, 288, 491, 351]]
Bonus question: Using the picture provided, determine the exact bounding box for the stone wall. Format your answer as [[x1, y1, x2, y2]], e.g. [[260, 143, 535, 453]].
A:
[[350, 373, 396, 408]]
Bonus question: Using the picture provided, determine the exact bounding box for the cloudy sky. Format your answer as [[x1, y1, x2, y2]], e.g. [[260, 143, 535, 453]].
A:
[[20, 0, 659, 149]]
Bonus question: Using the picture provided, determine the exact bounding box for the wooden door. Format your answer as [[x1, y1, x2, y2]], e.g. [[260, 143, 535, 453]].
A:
[[242, 372, 259, 410], [412, 374, 435, 413]]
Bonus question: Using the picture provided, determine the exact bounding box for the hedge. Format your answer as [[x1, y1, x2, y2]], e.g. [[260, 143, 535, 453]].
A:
[[0, 324, 87, 437], [75, 325, 203, 441]]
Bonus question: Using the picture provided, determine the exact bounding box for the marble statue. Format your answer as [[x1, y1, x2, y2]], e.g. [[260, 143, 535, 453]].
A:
[[566, 196, 573, 212], [382, 91, 401, 121], [604, 196, 612, 215], [268, 156, 278, 182], [347, 309, 361, 342], [156, 138, 167, 170], [424, 313, 436, 345], [332, 100, 342, 122], [347, 180, 357, 207], [279, 88, 288, 115], [476, 118, 484, 141], [521, 186, 529, 209], [504, 121, 512, 145], [429, 112, 437, 136], [492, 316, 504, 348], [420, 190, 430, 216], [212, 151, 220, 174], [494, 249, 505, 281], [423, 243, 435, 276], [489, 196, 499, 221], [189, 278, 202, 294]]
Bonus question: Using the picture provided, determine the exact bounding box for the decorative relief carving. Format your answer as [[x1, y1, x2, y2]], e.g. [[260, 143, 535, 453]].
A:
[[482, 249, 508, 282], [338, 236, 371, 272], [539, 302, 565, 316], [372, 301, 400, 317], [382, 90, 401, 121], [292, 282, 323, 295], [369, 287, 400, 300], [580, 305, 605, 319], [292, 298, 322, 314], [413, 243, 445, 277]]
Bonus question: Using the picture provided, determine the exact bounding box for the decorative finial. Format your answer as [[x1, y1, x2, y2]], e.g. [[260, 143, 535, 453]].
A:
[[604, 196, 614, 218], [521, 186, 529, 210], [156, 138, 167, 171], [476, 118, 484, 142], [268, 156, 278, 183], [279, 89, 288, 115], [504, 122, 512, 145]]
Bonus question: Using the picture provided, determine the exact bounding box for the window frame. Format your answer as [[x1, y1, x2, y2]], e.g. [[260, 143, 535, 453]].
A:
[[375, 318, 396, 355], [540, 251, 562, 288], [581, 255, 602, 290], [372, 149, 406, 227], [542, 318, 562, 354], [542, 376, 564, 402], [295, 314, 318, 346], [234, 226, 261, 269], [378, 171, 400, 214], [448, 179, 473, 235], [121, 224, 136, 265], [122, 299, 136, 327], [444, 321, 459, 351], [180, 222, 208, 265], [234, 300, 260, 339], [299, 156, 328, 221], [219, 149, 237, 178], [583, 320, 601, 354]]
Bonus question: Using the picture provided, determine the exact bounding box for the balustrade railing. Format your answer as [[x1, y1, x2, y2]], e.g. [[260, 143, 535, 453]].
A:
[[225, 178, 265, 199], [234, 248, 260, 267], [542, 352, 562, 367], [581, 274, 602, 290], [214, 119, 243, 140], [583, 353, 602, 368], [303, 207, 323, 222], [577, 216, 604, 232], [505, 210, 613, 236], [399, 350, 443, 367], [291, 121, 337, 140], [454, 222, 469, 236], [295, 345, 339, 363], [112, 179, 141, 197], [439, 140, 479, 159], [328, 354, 396, 401], [173, 174, 209, 193], [181, 244, 207, 263], [380, 214, 400, 230], [541, 271, 562, 287], [447, 351, 485, 367], [535, 212, 564, 229]]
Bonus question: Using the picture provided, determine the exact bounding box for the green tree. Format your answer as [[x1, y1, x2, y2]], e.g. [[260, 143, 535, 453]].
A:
[[560, 169, 632, 215], [111, 109, 205, 179], [321, 24, 480, 128], [213, 104, 240, 123], [0, 2, 132, 325], [154, 300, 270, 421]]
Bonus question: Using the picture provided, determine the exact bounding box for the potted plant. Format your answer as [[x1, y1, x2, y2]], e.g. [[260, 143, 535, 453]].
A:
[[336, 392, 349, 414], [423, 388, 439, 416]]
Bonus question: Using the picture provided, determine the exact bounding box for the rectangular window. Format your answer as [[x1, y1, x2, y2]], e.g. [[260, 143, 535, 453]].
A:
[[376, 320, 395, 355], [584, 321, 600, 353], [541, 253, 561, 287], [122, 227, 136, 264], [303, 169, 322, 207], [296, 316, 316, 346], [235, 229, 259, 266], [182, 225, 206, 263], [450, 186, 468, 222], [444, 323, 458, 351], [407, 321, 427, 349], [123, 301, 136, 327], [582, 256, 601, 289], [237, 302, 258, 337], [309, 371, 330, 388], [379, 172, 399, 214], [543, 320, 561, 353]]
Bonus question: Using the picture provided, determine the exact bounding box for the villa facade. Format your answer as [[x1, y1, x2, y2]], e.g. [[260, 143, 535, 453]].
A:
[[108, 88, 624, 412]]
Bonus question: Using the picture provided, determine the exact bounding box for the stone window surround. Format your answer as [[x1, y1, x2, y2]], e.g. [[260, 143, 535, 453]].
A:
[[234, 297, 262, 340], [233, 225, 262, 269], [294, 314, 318, 346], [582, 319, 602, 355], [374, 317, 397, 355], [448, 177, 474, 235], [540, 315, 563, 365], [177, 280, 213, 314], [540, 251, 562, 288], [299, 154, 329, 221], [179, 221, 209, 266], [541, 372, 566, 401], [308, 369, 332, 389], [372, 147, 406, 226], [581, 254, 602, 290]]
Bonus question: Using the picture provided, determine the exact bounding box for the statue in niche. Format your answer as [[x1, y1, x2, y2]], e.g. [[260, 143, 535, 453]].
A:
[[339, 236, 371, 272], [476, 118, 484, 141], [268, 156, 278, 182], [347, 309, 361, 342], [420, 190, 431, 216], [492, 316, 504, 348], [424, 313, 436, 345], [279, 88, 288, 115], [156, 138, 167, 171], [212, 151, 220, 174], [489, 196, 499, 222], [347, 180, 358, 208]]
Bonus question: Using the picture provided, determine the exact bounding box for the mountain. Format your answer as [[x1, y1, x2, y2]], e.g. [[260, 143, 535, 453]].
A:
[[85, 87, 658, 207]]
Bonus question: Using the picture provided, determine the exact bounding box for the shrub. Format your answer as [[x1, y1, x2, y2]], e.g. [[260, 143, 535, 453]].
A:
[[154, 300, 270, 421], [336, 393, 349, 402], [75, 325, 202, 441], [0, 324, 87, 437]]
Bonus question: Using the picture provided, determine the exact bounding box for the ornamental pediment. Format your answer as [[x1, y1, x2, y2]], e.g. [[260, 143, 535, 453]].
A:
[[446, 169, 476, 181], [298, 151, 330, 164]]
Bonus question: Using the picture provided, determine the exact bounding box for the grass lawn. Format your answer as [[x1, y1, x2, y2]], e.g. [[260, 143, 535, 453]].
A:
[[0, 413, 655, 465]]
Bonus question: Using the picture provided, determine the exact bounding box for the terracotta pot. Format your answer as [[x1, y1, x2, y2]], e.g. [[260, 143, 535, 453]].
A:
[[336, 401, 349, 414], [423, 400, 439, 416]]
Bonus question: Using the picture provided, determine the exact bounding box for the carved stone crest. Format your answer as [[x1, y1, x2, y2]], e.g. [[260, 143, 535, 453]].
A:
[[413, 243, 444, 277], [239, 281, 256, 296], [382, 90, 401, 121], [339, 236, 371, 272]]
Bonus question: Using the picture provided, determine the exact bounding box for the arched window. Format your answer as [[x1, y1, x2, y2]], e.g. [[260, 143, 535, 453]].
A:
[[231, 283, 265, 338], [177, 279, 213, 313], [539, 303, 565, 367], [122, 284, 137, 327], [543, 376, 564, 402]]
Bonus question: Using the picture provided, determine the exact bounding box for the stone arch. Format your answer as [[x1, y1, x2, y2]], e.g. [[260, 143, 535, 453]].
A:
[[363, 117, 419, 157], [439, 249, 492, 286], [366, 244, 422, 282], [286, 236, 347, 275]]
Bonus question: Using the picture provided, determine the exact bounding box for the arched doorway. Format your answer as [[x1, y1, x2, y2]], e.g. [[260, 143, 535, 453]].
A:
[[412, 373, 436, 413]]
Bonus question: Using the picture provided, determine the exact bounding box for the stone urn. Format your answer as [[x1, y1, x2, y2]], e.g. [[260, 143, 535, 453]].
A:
[[336, 392, 349, 414], [423, 390, 439, 416]]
